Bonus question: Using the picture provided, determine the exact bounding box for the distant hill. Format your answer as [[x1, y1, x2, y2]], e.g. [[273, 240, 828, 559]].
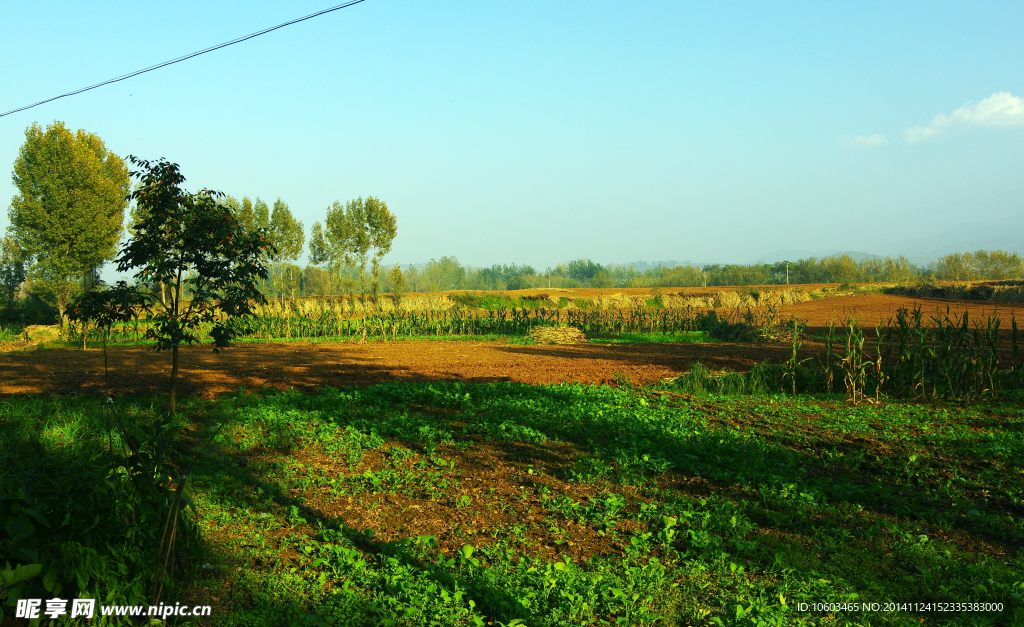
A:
[[746, 214, 1024, 267], [746, 250, 882, 265], [605, 260, 701, 271], [874, 216, 1024, 264]]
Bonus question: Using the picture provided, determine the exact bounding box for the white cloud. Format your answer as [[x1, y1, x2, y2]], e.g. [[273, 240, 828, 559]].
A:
[[902, 125, 937, 144], [904, 91, 1024, 143], [839, 133, 889, 149]]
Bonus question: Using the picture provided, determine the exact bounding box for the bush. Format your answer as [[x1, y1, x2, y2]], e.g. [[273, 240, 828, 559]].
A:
[[666, 360, 818, 396], [1, 416, 200, 615]]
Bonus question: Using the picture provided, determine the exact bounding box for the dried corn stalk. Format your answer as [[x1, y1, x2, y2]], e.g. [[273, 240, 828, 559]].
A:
[[529, 326, 587, 345]]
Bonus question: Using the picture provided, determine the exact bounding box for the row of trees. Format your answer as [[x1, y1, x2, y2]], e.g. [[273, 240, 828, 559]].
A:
[[2, 121, 395, 323], [234, 250, 1024, 299], [931, 250, 1024, 281], [38, 247, 1020, 311], [308, 197, 397, 306]]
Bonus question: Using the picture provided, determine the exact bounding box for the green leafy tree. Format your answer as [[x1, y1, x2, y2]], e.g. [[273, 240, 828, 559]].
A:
[[971, 250, 1023, 280], [241, 197, 271, 238], [567, 259, 605, 283], [268, 198, 304, 300], [363, 197, 397, 305], [116, 157, 274, 413], [302, 264, 334, 297], [657, 265, 703, 288], [935, 253, 973, 281], [0, 235, 26, 312], [8, 121, 129, 323], [308, 221, 329, 268], [424, 256, 465, 291], [404, 265, 424, 292], [389, 263, 406, 308], [221, 196, 271, 237], [318, 196, 397, 307]]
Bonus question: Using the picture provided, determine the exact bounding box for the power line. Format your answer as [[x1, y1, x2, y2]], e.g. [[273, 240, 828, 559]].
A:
[[0, 0, 369, 118]]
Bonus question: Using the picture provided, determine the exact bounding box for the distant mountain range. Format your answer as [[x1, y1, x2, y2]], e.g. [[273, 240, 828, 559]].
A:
[[873, 216, 1024, 264], [745, 215, 1024, 268]]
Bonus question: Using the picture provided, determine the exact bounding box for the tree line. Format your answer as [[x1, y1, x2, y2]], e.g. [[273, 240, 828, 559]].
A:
[[4, 121, 1023, 326], [180, 249, 1022, 301], [1, 121, 394, 323]]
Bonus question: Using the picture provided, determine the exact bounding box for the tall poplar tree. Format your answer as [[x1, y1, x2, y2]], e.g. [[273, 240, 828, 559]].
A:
[[268, 198, 304, 299], [8, 121, 130, 323], [317, 196, 396, 308]]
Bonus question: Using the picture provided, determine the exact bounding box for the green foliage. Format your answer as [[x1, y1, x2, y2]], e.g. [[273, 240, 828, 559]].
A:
[[0, 400, 200, 620], [269, 198, 304, 263], [666, 361, 796, 395], [0, 236, 26, 313], [239, 197, 272, 240], [7, 121, 130, 320], [475, 264, 537, 290], [317, 196, 396, 306], [87, 382, 1022, 625], [116, 157, 272, 412], [699, 254, 922, 287], [935, 250, 1024, 281], [67, 280, 146, 360], [877, 307, 1020, 402], [389, 263, 406, 309], [268, 198, 305, 300], [5, 382, 1024, 624], [566, 259, 605, 282], [423, 256, 465, 292]]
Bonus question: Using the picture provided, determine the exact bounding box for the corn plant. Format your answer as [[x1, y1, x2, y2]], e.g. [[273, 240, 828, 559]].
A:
[[784, 318, 810, 396], [876, 306, 1016, 402], [873, 322, 887, 402], [840, 318, 868, 404], [821, 321, 837, 395]]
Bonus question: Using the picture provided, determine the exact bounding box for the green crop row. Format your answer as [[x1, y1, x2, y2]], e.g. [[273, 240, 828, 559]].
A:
[[66, 305, 751, 345]]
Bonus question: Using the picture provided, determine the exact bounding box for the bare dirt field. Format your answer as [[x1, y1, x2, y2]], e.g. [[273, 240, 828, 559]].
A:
[[776, 292, 1024, 333], [3, 293, 1022, 399], [0, 339, 796, 398], [506, 284, 844, 298]]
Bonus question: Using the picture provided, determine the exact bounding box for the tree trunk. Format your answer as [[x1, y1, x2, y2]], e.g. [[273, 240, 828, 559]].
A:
[[169, 344, 179, 414]]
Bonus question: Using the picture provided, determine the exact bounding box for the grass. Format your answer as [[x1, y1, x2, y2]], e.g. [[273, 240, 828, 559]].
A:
[[2, 383, 1022, 626], [449, 293, 566, 310], [0, 322, 27, 343], [587, 331, 717, 344]]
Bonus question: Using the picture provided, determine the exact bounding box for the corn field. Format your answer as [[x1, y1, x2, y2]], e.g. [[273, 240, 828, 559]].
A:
[[64, 296, 1024, 402], [826, 306, 1023, 402], [223, 304, 727, 340], [67, 300, 734, 345]]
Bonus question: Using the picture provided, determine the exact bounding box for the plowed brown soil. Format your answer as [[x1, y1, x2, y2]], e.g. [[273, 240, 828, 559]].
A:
[[3, 293, 1022, 399], [778, 293, 1024, 334], [0, 339, 794, 398]]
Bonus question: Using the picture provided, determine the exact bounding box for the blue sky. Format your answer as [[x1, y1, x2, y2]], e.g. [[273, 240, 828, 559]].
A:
[[2, 0, 1022, 273]]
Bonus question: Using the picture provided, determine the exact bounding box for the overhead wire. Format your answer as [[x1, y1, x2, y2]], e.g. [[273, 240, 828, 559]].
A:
[[0, 0, 368, 118]]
